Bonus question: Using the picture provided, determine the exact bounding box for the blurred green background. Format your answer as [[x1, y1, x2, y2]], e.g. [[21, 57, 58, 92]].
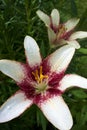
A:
[[0, 0, 87, 130]]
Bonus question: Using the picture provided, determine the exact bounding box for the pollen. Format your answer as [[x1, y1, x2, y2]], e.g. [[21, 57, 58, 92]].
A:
[[32, 66, 48, 83]]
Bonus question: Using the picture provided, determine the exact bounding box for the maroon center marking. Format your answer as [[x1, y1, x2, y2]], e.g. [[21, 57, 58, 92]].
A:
[[48, 71, 64, 88], [17, 62, 64, 104]]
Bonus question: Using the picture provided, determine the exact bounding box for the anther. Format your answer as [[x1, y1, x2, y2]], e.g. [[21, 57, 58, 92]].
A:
[[32, 66, 48, 83]]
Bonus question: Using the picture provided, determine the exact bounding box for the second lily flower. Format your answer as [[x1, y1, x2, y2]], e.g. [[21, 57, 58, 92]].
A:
[[37, 9, 87, 48]]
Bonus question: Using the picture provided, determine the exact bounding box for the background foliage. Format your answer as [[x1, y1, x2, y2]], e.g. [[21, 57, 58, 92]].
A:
[[0, 0, 87, 130]]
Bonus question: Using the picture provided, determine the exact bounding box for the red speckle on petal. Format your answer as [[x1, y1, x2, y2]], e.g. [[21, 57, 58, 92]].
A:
[[23, 63, 40, 82], [61, 30, 73, 40], [50, 19, 58, 33], [34, 88, 63, 105], [48, 71, 64, 88], [47, 88, 63, 95], [42, 58, 51, 75], [17, 79, 35, 99]]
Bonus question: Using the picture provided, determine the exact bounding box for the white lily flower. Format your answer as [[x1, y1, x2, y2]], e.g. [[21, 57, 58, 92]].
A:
[[36, 9, 87, 49], [0, 36, 87, 130]]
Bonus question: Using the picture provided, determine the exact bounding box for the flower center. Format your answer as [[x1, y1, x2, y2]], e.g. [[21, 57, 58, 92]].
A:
[[32, 66, 48, 83], [32, 66, 48, 93], [57, 24, 67, 39]]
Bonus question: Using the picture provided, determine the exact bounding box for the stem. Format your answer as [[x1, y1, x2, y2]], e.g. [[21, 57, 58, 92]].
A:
[[25, 0, 32, 34]]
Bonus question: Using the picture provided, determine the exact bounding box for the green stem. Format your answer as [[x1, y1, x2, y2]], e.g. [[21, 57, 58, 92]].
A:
[[25, 0, 32, 34]]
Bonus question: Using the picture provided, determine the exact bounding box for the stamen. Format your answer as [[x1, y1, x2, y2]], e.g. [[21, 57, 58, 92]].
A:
[[32, 70, 38, 81], [32, 66, 48, 83], [57, 25, 67, 39]]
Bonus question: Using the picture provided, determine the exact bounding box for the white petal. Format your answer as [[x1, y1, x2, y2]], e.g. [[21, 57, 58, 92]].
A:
[[0, 60, 25, 82], [69, 31, 87, 40], [36, 10, 50, 26], [0, 90, 33, 123], [66, 40, 80, 49], [48, 27, 56, 46], [24, 36, 42, 67], [51, 9, 60, 27], [48, 45, 75, 73], [59, 74, 87, 91], [65, 18, 80, 32], [38, 96, 73, 130]]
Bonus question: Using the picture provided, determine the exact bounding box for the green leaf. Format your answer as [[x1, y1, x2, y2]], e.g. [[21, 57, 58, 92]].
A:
[[72, 125, 87, 130], [78, 48, 87, 54], [36, 108, 47, 130], [71, 89, 87, 99], [70, 0, 78, 17]]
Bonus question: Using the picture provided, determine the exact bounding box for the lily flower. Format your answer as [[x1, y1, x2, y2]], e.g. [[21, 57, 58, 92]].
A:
[[36, 9, 87, 48], [0, 36, 87, 130]]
